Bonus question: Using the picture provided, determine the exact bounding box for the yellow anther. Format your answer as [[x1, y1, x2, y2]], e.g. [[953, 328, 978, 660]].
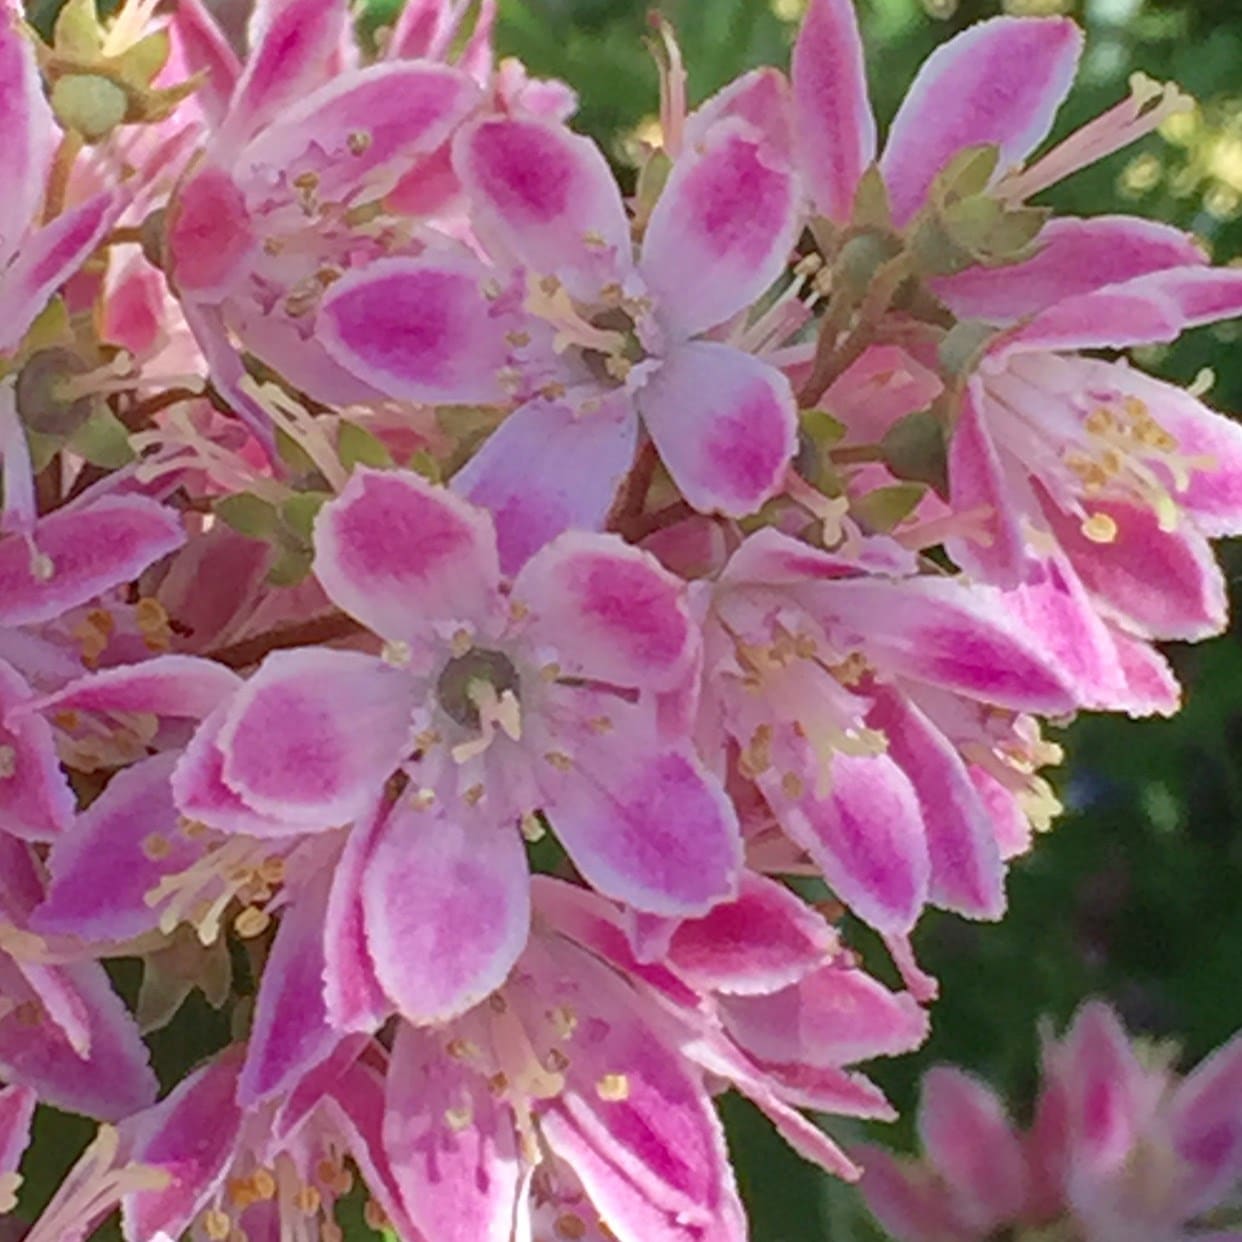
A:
[[489, 993, 509, 1014], [250, 1167, 276, 1200], [596, 1073, 630, 1102], [540, 661, 562, 681], [488, 1071, 510, 1095], [520, 812, 546, 842], [544, 751, 573, 772], [142, 833, 172, 860], [548, 1004, 578, 1038], [233, 906, 271, 939], [738, 724, 773, 779], [1084, 407, 1115, 435], [451, 628, 473, 657], [203, 1207, 233, 1240], [588, 715, 613, 734], [415, 729, 442, 750], [294, 1183, 322, 1215], [781, 771, 805, 799], [257, 856, 285, 886], [556, 1214, 588, 1239], [463, 783, 485, 807], [444, 1104, 474, 1131], [347, 130, 372, 155], [544, 1047, 571, 1073], [1082, 513, 1118, 543], [381, 640, 411, 666], [363, 1199, 391, 1230]]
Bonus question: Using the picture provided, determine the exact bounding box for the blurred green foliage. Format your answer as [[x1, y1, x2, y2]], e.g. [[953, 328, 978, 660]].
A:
[[488, 0, 1242, 1237]]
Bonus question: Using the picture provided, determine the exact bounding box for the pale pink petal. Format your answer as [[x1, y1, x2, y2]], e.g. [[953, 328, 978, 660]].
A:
[[719, 963, 930, 1068], [756, 1059, 896, 1120], [721, 525, 916, 586], [0, 657, 74, 840], [514, 534, 694, 691], [166, 165, 257, 298], [217, 648, 416, 825], [0, 192, 118, 353], [239, 868, 340, 1104], [0, 1083, 34, 1182], [685, 67, 793, 160], [918, 1067, 1027, 1228], [881, 16, 1083, 228], [1126, 264, 1242, 327], [362, 803, 530, 1022], [1169, 1033, 1242, 1215], [664, 872, 836, 995], [868, 689, 1004, 920], [822, 576, 1078, 712], [1038, 491, 1227, 640], [224, 0, 345, 144], [640, 342, 797, 517], [453, 116, 630, 295], [541, 729, 741, 916], [790, 0, 875, 222], [0, 957, 158, 1120], [383, 0, 449, 59], [761, 750, 929, 933], [272, 1030, 368, 1139], [0, 496, 184, 627], [121, 1050, 244, 1241], [641, 124, 799, 336], [935, 217, 1205, 323], [318, 255, 509, 405], [240, 62, 481, 201], [0, 15, 56, 267], [385, 1023, 522, 1242], [453, 397, 638, 575], [34, 752, 200, 942], [168, 0, 240, 125], [856, 1145, 976, 1242], [1109, 627, 1180, 718], [323, 806, 391, 1032], [947, 382, 1029, 586], [313, 466, 500, 639], [0, 379, 35, 537], [993, 284, 1183, 357], [171, 703, 305, 837]]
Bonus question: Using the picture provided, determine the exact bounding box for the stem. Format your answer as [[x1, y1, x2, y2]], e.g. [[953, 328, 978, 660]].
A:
[[608, 437, 658, 538], [205, 613, 366, 670], [828, 444, 885, 466], [42, 133, 84, 225]]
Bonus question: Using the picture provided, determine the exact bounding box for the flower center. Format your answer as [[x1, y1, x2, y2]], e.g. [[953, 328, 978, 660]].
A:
[[436, 648, 522, 730]]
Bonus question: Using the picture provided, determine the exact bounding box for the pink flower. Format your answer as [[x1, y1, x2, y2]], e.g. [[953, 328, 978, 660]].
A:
[[319, 105, 802, 571], [0, 1083, 34, 1217], [172, 468, 741, 1021], [859, 1001, 1242, 1242]]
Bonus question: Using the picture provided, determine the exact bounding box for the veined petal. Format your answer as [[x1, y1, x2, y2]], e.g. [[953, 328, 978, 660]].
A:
[[514, 534, 695, 691], [790, 0, 875, 222], [881, 16, 1083, 227], [868, 690, 1004, 920], [453, 115, 629, 296], [313, 466, 500, 639], [542, 732, 741, 917], [217, 648, 416, 825], [761, 749, 929, 934], [318, 254, 509, 405], [640, 342, 797, 517], [934, 217, 1206, 323], [0, 496, 184, 628], [917, 1067, 1027, 1229], [665, 872, 837, 995], [719, 963, 930, 1068], [453, 397, 638, 575], [34, 752, 199, 942], [0, 14, 57, 269], [362, 803, 530, 1023], [385, 1023, 522, 1242], [1169, 1033, 1242, 1215], [239, 867, 340, 1105], [0, 192, 118, 353], [640, 124, 800, 336], [0, 657, 74, 840], [121, 1050, 244, 1242]]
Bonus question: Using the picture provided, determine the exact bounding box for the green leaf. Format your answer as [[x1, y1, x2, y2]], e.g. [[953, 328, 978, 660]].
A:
[[338, 420, 394, 470], [851, 482, 926, 532], [214, 493, 279, 538], [69, 407, 134, 467], [280, 490, 331, 539], [880, 409, 948, 495]]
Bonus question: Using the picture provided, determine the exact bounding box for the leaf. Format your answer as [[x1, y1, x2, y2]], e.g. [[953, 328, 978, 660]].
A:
[[214, 493, 279, 538], [850, 483, 926, 533], [69, 407, 134, 467], [337, 420, 393, 470]]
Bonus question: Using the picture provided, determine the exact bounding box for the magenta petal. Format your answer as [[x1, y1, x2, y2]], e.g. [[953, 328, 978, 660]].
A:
[[218, 648, 414, 825], [0, 16, 56, 269], [0, 658, 74, 841], [994, 283, 1183, 355], [918, 1067, 1027, 1228], [791, 0, 875, 222], [314, 466, 500, 639], [35, 752, 199, 942], [224, 0, 344, 143], [764, 750, 928, 934], [935, 216, 1205, 323], [0, 192, 118, 353], [0, 1083, 35, 1182], [666, 872, 836, 995], [1170, 1033, 1242, 1214], [122, 1050, 244, 1242], [641, 342, 797, 517], [169, 0, 240, 125], [686, 67, 793, 160], [515, 533, 694, 691], [543, 734, 741, 916], [453, 116, 629, 296], [239, 869, 340, 1105], [318, 255, 509, 405], [362, 803, 529, 1022], [453, 397, 638, 575], [719, 963, 930, 1068], [868, 690, 1004, 921], [323, 806, 391, 1033], [385, 1023, 521, 1242], [856, 1145, 974, 1242], [881, 16, 1082, 227], [0, 496, 184, 628], [167, 165, 256, 298], [640, 126, 799, 336]]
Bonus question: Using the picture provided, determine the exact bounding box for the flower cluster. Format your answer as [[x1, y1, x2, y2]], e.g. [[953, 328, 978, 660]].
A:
[[858, 1001, 1242, 1242], [0, 0, 1238, 1236]]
